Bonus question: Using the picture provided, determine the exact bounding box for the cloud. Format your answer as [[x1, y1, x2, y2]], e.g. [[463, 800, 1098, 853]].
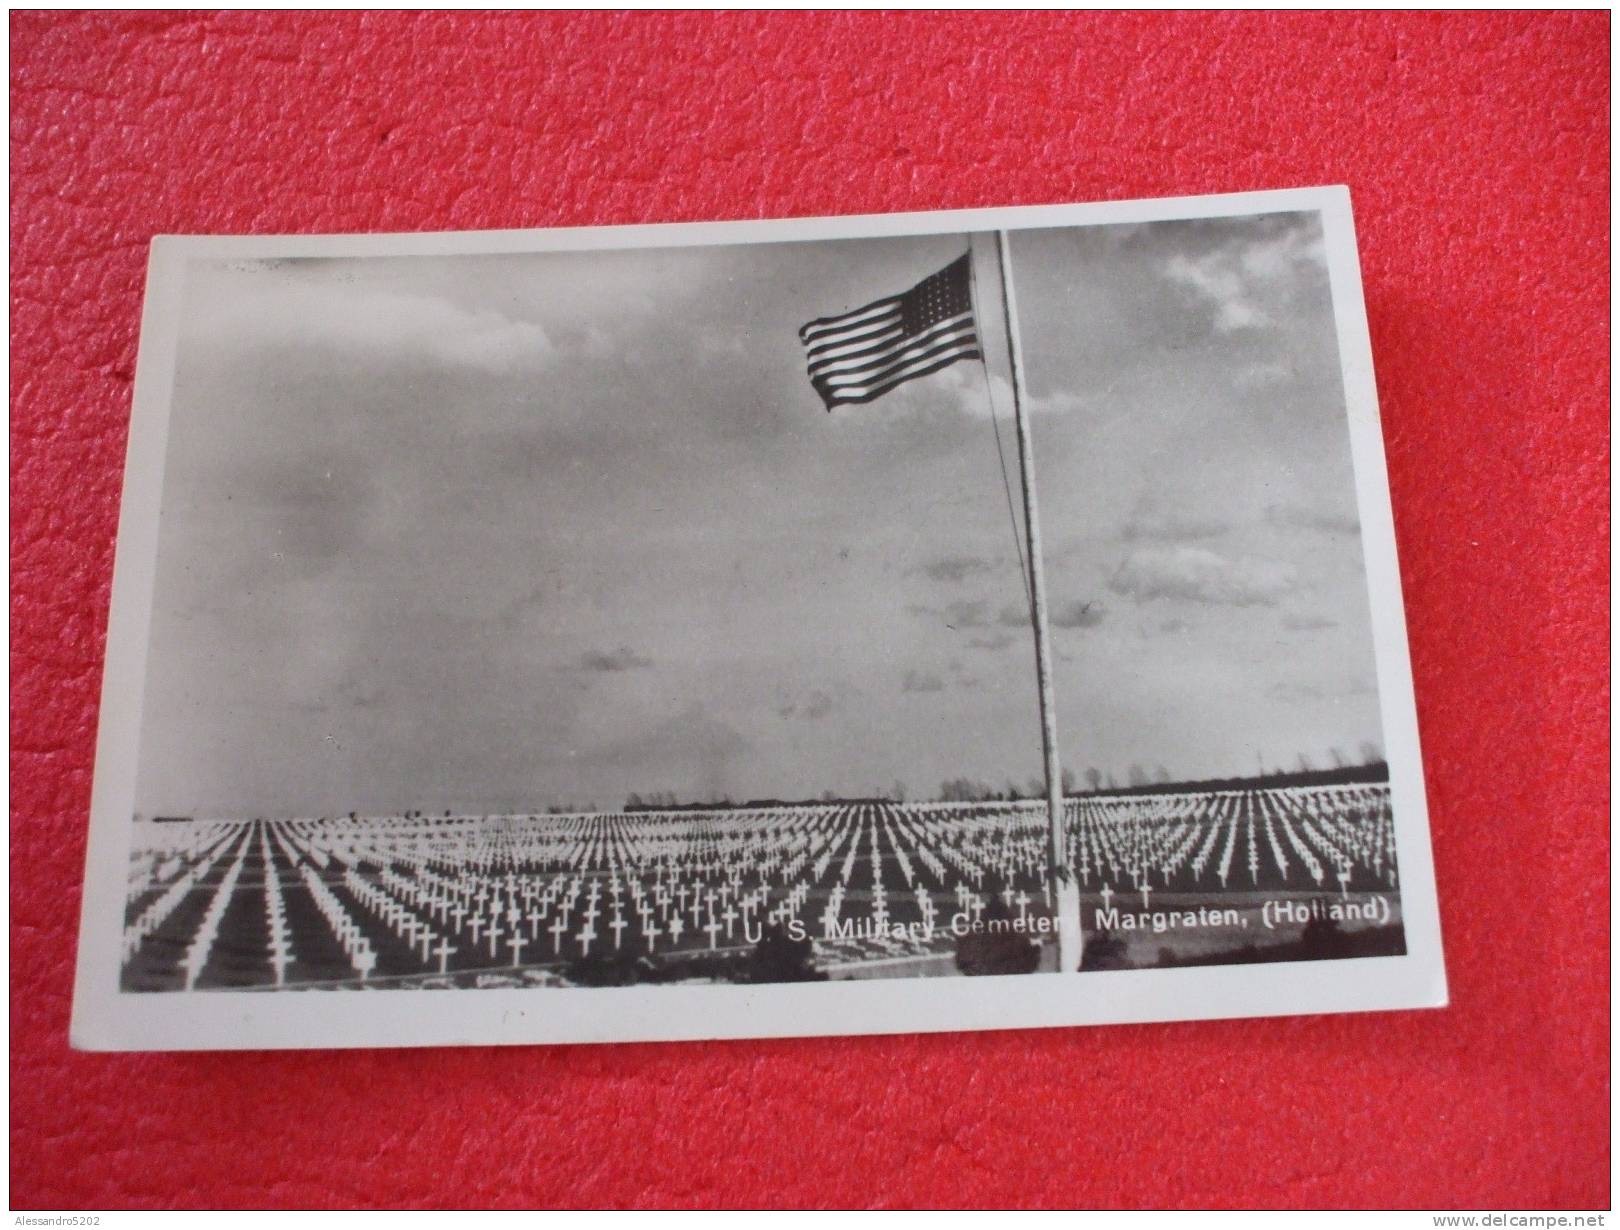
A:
[[1161, 217, 1326, 337], [884, 360, 1093, 423], [913, 593, 1075, 628], [901, 670, 946, 694], [907, 600, 994, 629], [584, 703, 749, 802], [1234, 359, 1298, 391], [496, 584, 549, 633], [197, 265, 554, 373], [1121, 507, 1229, 544], [966, 632, 1014, 652], [998, 604, 1031, 628], [1109, 546, 1295, 608], [290, 674, 386, 718], [1164, 253, 1268, 333], [918, 554, 998, 584], [1266, 502, 1361, 537], [1267, 675, 1374, 704], [1266, 681, 1324, 703], [579, 646, 653, 672], [337, 678, 386, 710], [1049, 599, 1105, 629], [778, 688, 837, 720]]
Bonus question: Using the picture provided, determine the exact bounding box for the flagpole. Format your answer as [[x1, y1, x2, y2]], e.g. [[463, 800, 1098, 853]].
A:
[[993, 229, 1083, 974]]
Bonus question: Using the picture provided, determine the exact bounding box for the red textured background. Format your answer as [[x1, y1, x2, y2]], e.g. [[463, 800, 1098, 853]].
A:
[[10, 12, 1609, 1211]]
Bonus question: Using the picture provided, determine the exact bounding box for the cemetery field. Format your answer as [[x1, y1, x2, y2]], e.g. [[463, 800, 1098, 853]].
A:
[[119, 783, 1404, 992]]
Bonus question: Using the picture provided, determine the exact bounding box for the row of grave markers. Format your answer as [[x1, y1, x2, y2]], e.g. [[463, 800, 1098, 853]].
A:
[[121, 785, 1399, 990]]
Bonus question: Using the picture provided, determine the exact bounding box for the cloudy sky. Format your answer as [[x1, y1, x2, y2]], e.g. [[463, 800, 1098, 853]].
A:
[[134, 211, 1384, 817]]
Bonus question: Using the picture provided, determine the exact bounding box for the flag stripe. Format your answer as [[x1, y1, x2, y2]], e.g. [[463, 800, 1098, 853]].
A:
[[814, 349, 983, 407], [809, 311, 973, 373], [798, 296, 903, 342], [813, 330, 979, 395], [816, 337, 978, 403], [799, 253, 979, 411], [811, 314, 976, 383], [802, 315, 904, 364]]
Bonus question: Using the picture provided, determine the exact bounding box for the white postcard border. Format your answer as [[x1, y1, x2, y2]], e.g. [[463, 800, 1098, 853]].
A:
[[70, 185, 1447, 1051]]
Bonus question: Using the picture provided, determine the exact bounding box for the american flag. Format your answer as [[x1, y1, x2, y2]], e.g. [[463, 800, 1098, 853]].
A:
[[799, 253, 982, 409]]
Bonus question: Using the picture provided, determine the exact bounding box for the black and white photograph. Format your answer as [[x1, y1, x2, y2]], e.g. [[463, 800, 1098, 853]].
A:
[[72, 188, 1446, 1049]]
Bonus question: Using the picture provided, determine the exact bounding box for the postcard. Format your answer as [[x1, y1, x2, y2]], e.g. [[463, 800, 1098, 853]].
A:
[[70, 187, 1447, 1049]]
